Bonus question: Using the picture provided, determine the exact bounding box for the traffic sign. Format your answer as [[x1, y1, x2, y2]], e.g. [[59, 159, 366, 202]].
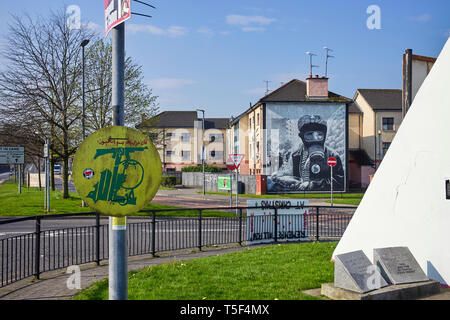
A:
[[72, 126, 162, 216], [0, 146, 24, 164], [228, 154, 245, 170], [327, 157, 337, 167]]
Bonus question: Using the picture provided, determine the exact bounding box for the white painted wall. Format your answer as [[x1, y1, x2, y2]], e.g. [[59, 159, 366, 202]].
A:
[[333, 39, 450, 285]]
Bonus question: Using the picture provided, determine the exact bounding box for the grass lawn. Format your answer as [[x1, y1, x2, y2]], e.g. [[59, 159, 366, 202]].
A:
[[73, 242, 336, 300], [0, 181, 234, 217], [325, 198, 362, 206]]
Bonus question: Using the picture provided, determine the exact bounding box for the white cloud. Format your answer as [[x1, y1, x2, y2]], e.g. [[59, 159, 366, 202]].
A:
[[241, 27, 265, 32], [148, 78, 196, 90], [226, 15, 276, 26], [127, 24, 188, 37], [84, 21, 103, 34], [409, 14, 431, 23], [197, 27, 214, 37]]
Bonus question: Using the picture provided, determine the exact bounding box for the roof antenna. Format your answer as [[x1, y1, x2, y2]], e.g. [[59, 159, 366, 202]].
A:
[[263, 80, 271, 95], [306, 52, 319, 77], [323, 46, 334, 78]]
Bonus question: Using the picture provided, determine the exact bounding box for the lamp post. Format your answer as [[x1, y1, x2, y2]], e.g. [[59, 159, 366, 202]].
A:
[[81, 39, 90, 141], [378, 129, 382, 162], [81, 39, 90, 208], [196, 109, 205, 195]]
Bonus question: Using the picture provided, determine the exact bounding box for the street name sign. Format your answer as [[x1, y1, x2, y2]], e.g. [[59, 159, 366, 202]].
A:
[[72, 126, 162, 216], [0, 146, 24, 164]]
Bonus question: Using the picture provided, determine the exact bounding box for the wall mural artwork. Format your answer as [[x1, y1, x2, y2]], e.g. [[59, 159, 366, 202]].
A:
[[265, 103, 347, 193]]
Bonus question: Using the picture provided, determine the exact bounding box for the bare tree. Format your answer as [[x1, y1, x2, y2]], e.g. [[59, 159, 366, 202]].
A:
[[0, 9, 94, 199]]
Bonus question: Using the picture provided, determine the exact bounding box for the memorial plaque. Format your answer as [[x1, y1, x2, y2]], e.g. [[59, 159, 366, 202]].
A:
[[373, 247, 428, 285], [334, 250, 388, 293]]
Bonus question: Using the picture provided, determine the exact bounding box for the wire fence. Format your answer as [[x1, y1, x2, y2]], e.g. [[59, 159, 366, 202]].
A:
[[0, 205, 355, 288]]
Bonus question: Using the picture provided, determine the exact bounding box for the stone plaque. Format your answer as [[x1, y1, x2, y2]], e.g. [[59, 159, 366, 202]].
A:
[[335, 250, 388, 293], [373, 247, 428, 285]]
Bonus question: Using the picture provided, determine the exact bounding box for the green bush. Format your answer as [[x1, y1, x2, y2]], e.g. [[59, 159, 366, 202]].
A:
[[161, 175, 177, 187], [181, 165, 222, 173]]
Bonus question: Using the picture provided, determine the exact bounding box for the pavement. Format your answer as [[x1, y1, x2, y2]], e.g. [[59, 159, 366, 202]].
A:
[[0, 244, 266, 300]]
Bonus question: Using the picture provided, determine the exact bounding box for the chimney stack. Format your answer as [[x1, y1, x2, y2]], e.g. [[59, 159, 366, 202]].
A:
[[306, 75, 329, 99]]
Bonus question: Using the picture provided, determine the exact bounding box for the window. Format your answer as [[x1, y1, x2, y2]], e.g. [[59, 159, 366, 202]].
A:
[[209, 134, 223, 143], [181, 151, 190, 161], [382, 142, 391, 155], [166, 150, 173, 156], [180, 133, 190, 142], [166, 132, 174, 137], [382, 118, 394, 131]]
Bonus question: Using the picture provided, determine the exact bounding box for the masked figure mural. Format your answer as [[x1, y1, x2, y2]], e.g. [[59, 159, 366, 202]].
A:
[[265, 104, 346, 193]]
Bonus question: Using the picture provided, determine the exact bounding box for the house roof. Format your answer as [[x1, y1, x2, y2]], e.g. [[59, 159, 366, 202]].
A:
[[356, 89, 402, 111], [259, 79, 352, 103], [229, 79, 353, 126], [137, 111, 230, 129]]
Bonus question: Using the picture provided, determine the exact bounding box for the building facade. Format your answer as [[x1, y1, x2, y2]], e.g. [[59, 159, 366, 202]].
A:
[[137, 111, 230, 172]]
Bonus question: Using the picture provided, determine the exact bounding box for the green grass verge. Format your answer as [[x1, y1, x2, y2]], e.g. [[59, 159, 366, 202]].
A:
[[73, 242, 336, 300], [325, 198, 362, 206], [0, 181, 234, 217], [201, 191, 364, 200]]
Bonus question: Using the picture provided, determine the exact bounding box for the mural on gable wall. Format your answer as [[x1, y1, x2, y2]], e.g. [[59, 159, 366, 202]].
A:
[[265, 103, 347, 193]]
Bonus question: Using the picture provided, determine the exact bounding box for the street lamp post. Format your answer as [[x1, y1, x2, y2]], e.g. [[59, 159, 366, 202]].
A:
[[81, 39, 90, 208], [197, 109, 205, 195]]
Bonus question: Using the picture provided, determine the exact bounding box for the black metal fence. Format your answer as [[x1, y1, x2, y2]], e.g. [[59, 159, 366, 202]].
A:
[[0, 205, 355, 288]]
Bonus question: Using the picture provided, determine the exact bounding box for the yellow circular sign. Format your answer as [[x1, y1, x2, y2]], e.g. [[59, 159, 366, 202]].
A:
[[73, 126, 162, 216]]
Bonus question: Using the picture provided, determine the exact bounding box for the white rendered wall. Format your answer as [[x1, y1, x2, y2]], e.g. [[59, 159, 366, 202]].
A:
[[333, 39, 450, 286]]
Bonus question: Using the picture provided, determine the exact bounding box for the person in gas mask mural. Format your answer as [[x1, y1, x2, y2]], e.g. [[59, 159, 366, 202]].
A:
[[272, 115, 344, 191]]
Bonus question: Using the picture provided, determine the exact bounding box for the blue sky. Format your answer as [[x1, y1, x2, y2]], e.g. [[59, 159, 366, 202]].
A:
[[1, 0, 450, 118]]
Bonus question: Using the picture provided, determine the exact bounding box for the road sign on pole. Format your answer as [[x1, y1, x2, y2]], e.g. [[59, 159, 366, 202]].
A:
[[230, 154, 245, 170], [0, 146, 24, 165], [327, 157, 337, 206]]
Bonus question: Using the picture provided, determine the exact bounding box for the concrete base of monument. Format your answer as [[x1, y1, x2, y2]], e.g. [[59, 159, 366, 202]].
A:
[[321, 280, 441, 300]]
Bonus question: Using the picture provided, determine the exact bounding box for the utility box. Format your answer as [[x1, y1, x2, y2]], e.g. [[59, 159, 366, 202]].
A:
[[256, 175, 267, 195]]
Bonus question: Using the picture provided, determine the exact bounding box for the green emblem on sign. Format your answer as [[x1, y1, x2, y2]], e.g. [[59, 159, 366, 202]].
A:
[[73, 126, 162, 217], [87, 146, 148, 206]]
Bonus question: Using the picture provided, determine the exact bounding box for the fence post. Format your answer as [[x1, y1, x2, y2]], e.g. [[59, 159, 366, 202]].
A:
[[316, 207, 320, 242], [198, 209, 202, 251], [274, 207, 278, 243], [34, 216, 41, 279], [151, 211, 156, 257], [238, 208, 242, 246], [95, 212, 100, 265]]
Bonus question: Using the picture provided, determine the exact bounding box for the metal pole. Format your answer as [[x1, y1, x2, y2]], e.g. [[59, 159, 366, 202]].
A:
[[330, 166, 333, 207], [230, 170, 233, 208], [46, 140, 50, 213], [81, 40, 89, 208], [18, 164, 21, 194], [202, 113, 205, 195], [109, 22, 127, 301], [235, 169, 239, 214]]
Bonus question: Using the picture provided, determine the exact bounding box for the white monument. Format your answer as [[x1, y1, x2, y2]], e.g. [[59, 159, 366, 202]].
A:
[[333, 39, 450, 286]]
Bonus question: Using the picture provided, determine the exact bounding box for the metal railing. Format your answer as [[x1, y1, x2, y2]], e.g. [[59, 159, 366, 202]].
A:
[[0, 205, 355, 288]]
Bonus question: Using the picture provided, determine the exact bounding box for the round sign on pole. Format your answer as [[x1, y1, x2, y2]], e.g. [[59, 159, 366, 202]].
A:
[[327, 157, 337, 167], [73, 126, 162, 216]]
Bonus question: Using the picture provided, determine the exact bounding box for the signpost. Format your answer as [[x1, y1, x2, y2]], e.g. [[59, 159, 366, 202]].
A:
[[327, 157, 337, 206], [0, 146, 25, 194], [227, 154, 244, 212]]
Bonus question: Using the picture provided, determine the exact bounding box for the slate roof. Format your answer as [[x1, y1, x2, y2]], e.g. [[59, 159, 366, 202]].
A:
[[356, 89, 402, 111], [137, 111, 230, 129]]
